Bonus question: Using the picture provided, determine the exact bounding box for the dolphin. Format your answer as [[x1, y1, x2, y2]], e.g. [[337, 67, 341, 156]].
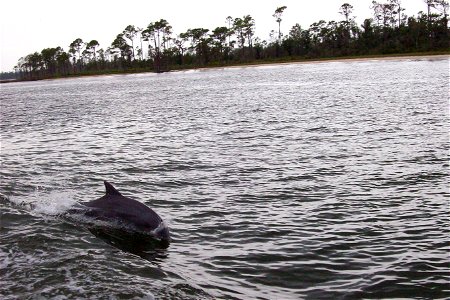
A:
[[71, 181, 170, 247]]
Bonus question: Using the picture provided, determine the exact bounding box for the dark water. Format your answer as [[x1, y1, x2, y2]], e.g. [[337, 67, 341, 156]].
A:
[[1, 57, 449, 299]]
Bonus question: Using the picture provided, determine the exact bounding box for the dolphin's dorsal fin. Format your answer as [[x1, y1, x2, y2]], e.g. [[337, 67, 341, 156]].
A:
[[104, 181, 122, 196]]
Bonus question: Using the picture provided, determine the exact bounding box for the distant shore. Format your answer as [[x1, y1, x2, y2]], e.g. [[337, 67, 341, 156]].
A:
[[2, 51, 449, 84], [194, 52, 450, 70]]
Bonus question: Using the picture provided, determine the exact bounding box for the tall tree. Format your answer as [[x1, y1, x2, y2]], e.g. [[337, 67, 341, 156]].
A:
[[339, 3, 354, 23], [173, 32, 189, 65], [424, 0, 435, 25], [69, 38, 84, 64], [98, 48, 105, 61], [136, 27, 145, 60], [232, 15, 255, 58], [226, 16, 234, 46], [25, 52, 43, 78], [211, 26, 229, 61], [86, 40, 100, 61], [233, 17, 246, 51], [41, 47, 62, 75], [339, 2, 355, 45], [390, 0, 406, 27], [371, 1, 397, 28], [243, 15, 256, 50], [56, 50, 70, 75], [186, 28, 210, 64], [434, 0, 449, 27], [273, 6, 288, 41], [123, 25, 138, 60], [162, 24, 173, 53], [143, 19, 172, 71], [288, 23, 307, 55], [111, 34, 132, 62]]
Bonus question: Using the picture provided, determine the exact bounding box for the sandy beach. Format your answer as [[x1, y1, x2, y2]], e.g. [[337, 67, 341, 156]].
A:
[[197, 53, 450, 71]]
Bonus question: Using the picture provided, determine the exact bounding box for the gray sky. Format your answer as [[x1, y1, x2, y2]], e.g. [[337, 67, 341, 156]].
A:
[[0, 0, 427, 72]]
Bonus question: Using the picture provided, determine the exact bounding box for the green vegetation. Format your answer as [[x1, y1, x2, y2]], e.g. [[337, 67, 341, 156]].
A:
[[10, 0, 450, 81], [0, 71, 17, 81]]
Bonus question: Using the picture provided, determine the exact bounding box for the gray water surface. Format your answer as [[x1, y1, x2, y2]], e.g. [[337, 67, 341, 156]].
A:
[[1, 57, 449, 299]]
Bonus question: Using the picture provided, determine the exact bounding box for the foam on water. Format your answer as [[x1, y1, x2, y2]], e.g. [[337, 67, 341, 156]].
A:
[[8, 188, 78, 216]]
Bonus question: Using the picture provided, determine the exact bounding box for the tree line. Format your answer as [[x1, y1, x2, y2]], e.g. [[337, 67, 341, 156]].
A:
[[12, 0, 449, 80]]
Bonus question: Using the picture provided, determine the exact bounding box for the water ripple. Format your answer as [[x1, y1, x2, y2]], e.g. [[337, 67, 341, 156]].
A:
[[1, 58, 449, 299]]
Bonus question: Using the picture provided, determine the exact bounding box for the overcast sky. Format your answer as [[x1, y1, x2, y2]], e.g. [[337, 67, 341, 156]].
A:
[[0, 0, 427, 72]]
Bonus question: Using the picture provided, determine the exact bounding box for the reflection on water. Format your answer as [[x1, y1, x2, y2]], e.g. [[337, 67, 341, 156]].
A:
[[88, 227, 169, 261], [0, 57, 449, 299]]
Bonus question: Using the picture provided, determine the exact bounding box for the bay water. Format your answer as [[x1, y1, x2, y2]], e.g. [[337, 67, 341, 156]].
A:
[[0, 57, 449, 299]]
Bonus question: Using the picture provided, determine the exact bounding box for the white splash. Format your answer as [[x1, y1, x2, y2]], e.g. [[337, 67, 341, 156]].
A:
[[10, 188, 79, 216]]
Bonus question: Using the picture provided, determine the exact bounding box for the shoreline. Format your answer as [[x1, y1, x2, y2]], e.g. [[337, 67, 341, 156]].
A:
[[192, 53, 450, 71], [2, 52, 449, 84]]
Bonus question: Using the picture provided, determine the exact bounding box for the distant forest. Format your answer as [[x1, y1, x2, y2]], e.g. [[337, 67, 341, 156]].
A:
[[7, 0, 450, 80]]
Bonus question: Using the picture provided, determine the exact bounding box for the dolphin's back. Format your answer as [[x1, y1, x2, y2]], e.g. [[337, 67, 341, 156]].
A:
[[83, 181, 167, 239]]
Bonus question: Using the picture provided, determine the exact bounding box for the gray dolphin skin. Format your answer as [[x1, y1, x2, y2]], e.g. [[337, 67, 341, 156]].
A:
[[82, 181, 170, 243]]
